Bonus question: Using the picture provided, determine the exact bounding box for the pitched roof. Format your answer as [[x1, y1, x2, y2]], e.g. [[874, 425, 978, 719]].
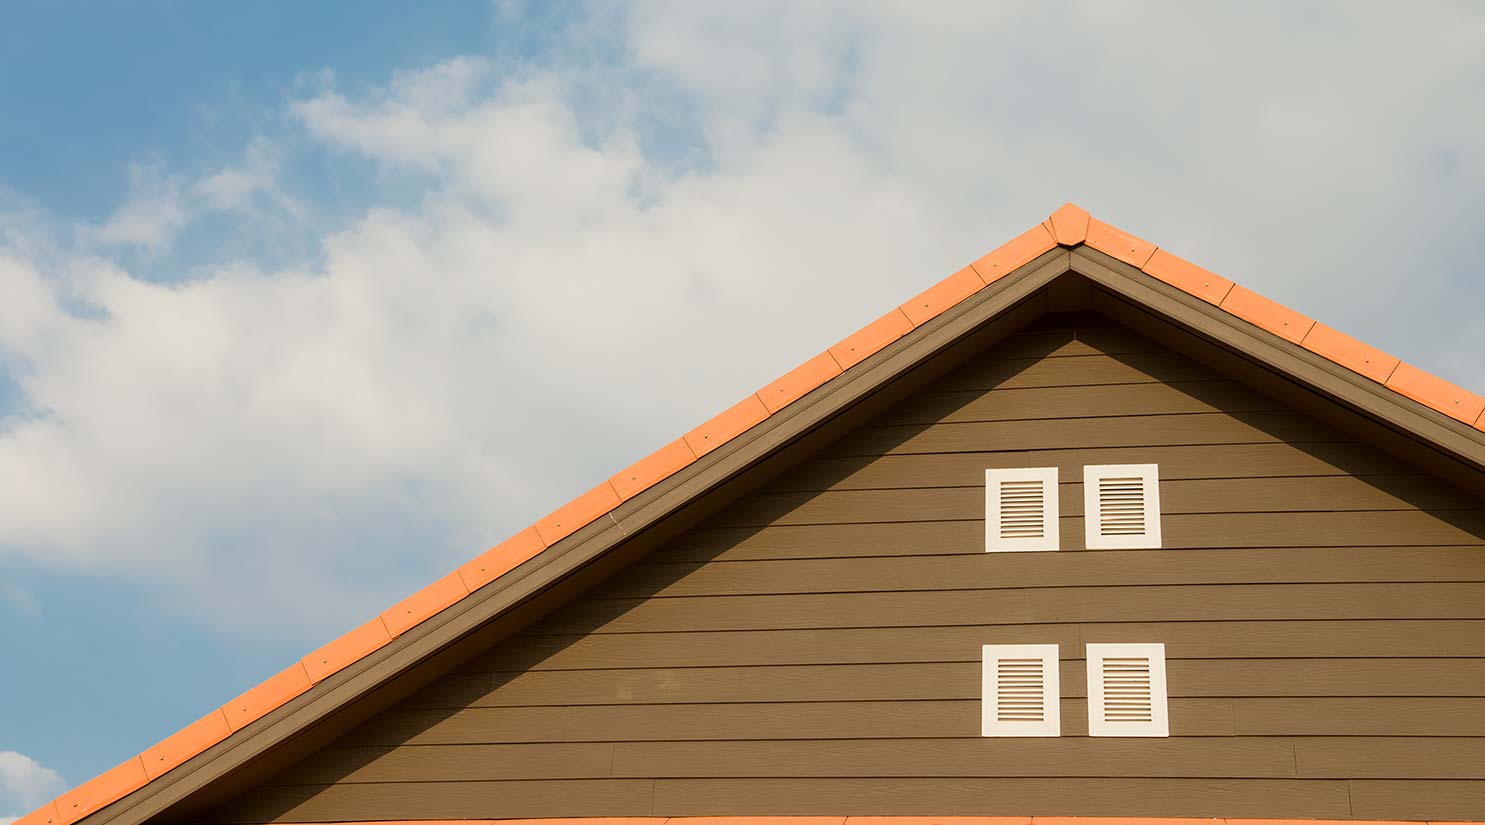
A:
[[19, 203, 1485, 825]]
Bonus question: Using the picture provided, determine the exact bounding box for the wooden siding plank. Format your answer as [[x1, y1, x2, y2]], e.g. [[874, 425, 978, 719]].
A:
[[649, 778, 1354, 819], [528, 583, 1485, 635], [609, 738, 1297, 779], [662, 512, 1485, 562], [1347, 780, 1485, 821], [1294, 737, 1485, 779], [822, 412, 1340, 458], [271, 742, 616, 784], [471, 625, 1084, 671], [471, 620, 1485, 672], [973, 323, 1164, 360], [336, 705, 568, 746], [1233, 698, 1485, 736], [203, 779, 656, 824], [713, 477, 1480, 528], [767, 443, 1420, 493], [875, 380, 1282, 426], [409, 658, 1485, 708], [592, 548, 1485, 599], [339, 699, 1237, 746], [934, 352, 1223, 392]]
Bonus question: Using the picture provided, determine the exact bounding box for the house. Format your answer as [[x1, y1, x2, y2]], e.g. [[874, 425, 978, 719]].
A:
[[17, 203, 1485, 825]]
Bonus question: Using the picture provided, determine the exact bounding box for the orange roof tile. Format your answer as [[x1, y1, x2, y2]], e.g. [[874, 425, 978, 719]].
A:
[[1085, 217, 1157, 268], [534, 482, 622, 545], [139, 709, 232, 780], [900, 265, 986, 327], [684, 394, 770, 457], [1219, 284, 1315, 344], [1387, 362, 1485, 426], [1048, 202, 1090, 245], [1141, 248, 1233, 305], [1302, 322, 1400, 384], [27, 203, 1485, 825], [757, 352, 844, 414], [379, 571, 470, 638], [829, 308, 914, 369], [222, 663, 312, 732], [301, 617, 393, 683], [54, 758, 146, 825], [457, 525, 547, 591]]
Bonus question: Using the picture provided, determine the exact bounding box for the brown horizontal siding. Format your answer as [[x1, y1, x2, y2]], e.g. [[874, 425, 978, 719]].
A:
[[1233, 697, 1485, 735], [875, 380, 1284, 426], [467, 621, 1485, 671], [590, 548, 1485, 599], [662, 512, 1485, 561], [405, 658, 1485, 708], [648, 778, 1356, 819], [822, 411, 1341, 457], [770, 442, 1421, 492], [712, 478, 1481, 527], [218, 314, 1485, 823], [265, 736, 1485, 785], [337, 697, 1485, 746], [336, 699, 1239, 747], [529, 583, 1485, 634]]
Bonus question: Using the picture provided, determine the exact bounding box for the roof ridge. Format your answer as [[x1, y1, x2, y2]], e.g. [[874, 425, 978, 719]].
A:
[[19, 204, 1485, 825]]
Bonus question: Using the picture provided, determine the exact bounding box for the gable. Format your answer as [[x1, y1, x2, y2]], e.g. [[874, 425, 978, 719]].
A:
[[207, 312, 1485, 824], [29, 205, 1485, 825]]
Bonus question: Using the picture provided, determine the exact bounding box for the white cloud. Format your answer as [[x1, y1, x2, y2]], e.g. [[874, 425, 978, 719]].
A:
[[194, 138, 301, 219], [83, 139, 302, 256], [85, 165, 188, 253], [0, 751, 65, 823], [2, 2, 1484, 646]]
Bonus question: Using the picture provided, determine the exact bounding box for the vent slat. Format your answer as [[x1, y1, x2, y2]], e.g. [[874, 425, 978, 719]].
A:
[[997, 477, 1045, 541]]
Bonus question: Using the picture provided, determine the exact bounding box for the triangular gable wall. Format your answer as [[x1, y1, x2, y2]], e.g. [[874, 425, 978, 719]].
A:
[[207, 312, 1485, 823], [23, 205, 1485, 825]]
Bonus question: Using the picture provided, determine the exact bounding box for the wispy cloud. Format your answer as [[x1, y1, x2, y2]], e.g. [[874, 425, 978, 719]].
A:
[[0, 751, 66, 823]]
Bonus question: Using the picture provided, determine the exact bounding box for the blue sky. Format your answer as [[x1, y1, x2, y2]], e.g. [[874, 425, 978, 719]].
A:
[[2, 2, 1484, 821]]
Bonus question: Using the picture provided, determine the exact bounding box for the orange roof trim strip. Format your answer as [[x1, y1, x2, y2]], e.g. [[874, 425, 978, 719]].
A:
[[24, 203, 1485, 825], [182, 818, 1479, 825]]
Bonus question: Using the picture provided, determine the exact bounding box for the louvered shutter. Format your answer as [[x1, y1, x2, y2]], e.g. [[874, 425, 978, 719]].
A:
[[1086, 643, 1169, 737], [985, 467, 1059, 552], [1083, 464, 1162, 549], [981, 644, 1060, 737]]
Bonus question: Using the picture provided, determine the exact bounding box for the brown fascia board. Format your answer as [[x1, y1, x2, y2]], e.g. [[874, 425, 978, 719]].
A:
[[76, 249, 1071, 825], [1069, 246, 1485, 497]]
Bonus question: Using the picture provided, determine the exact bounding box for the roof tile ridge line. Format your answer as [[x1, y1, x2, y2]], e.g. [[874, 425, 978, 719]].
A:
[[20, 213, 1064, 825], [1078, 208, 1485, 431]]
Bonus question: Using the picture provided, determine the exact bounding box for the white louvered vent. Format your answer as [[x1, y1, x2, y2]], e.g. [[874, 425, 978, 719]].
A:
[[1083, 464, 1162, 549], [1086, 643, 1169, 737], [985, 467, 1059, 552], [982, 644, 1060, 737]]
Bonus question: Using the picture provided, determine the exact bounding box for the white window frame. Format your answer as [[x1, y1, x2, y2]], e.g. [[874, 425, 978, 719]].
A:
[[1083, 463, 1162, 550], [1086, 642, 1169, 737], [982, 643, 1061, 737], [985, 467, 1059, 552]]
